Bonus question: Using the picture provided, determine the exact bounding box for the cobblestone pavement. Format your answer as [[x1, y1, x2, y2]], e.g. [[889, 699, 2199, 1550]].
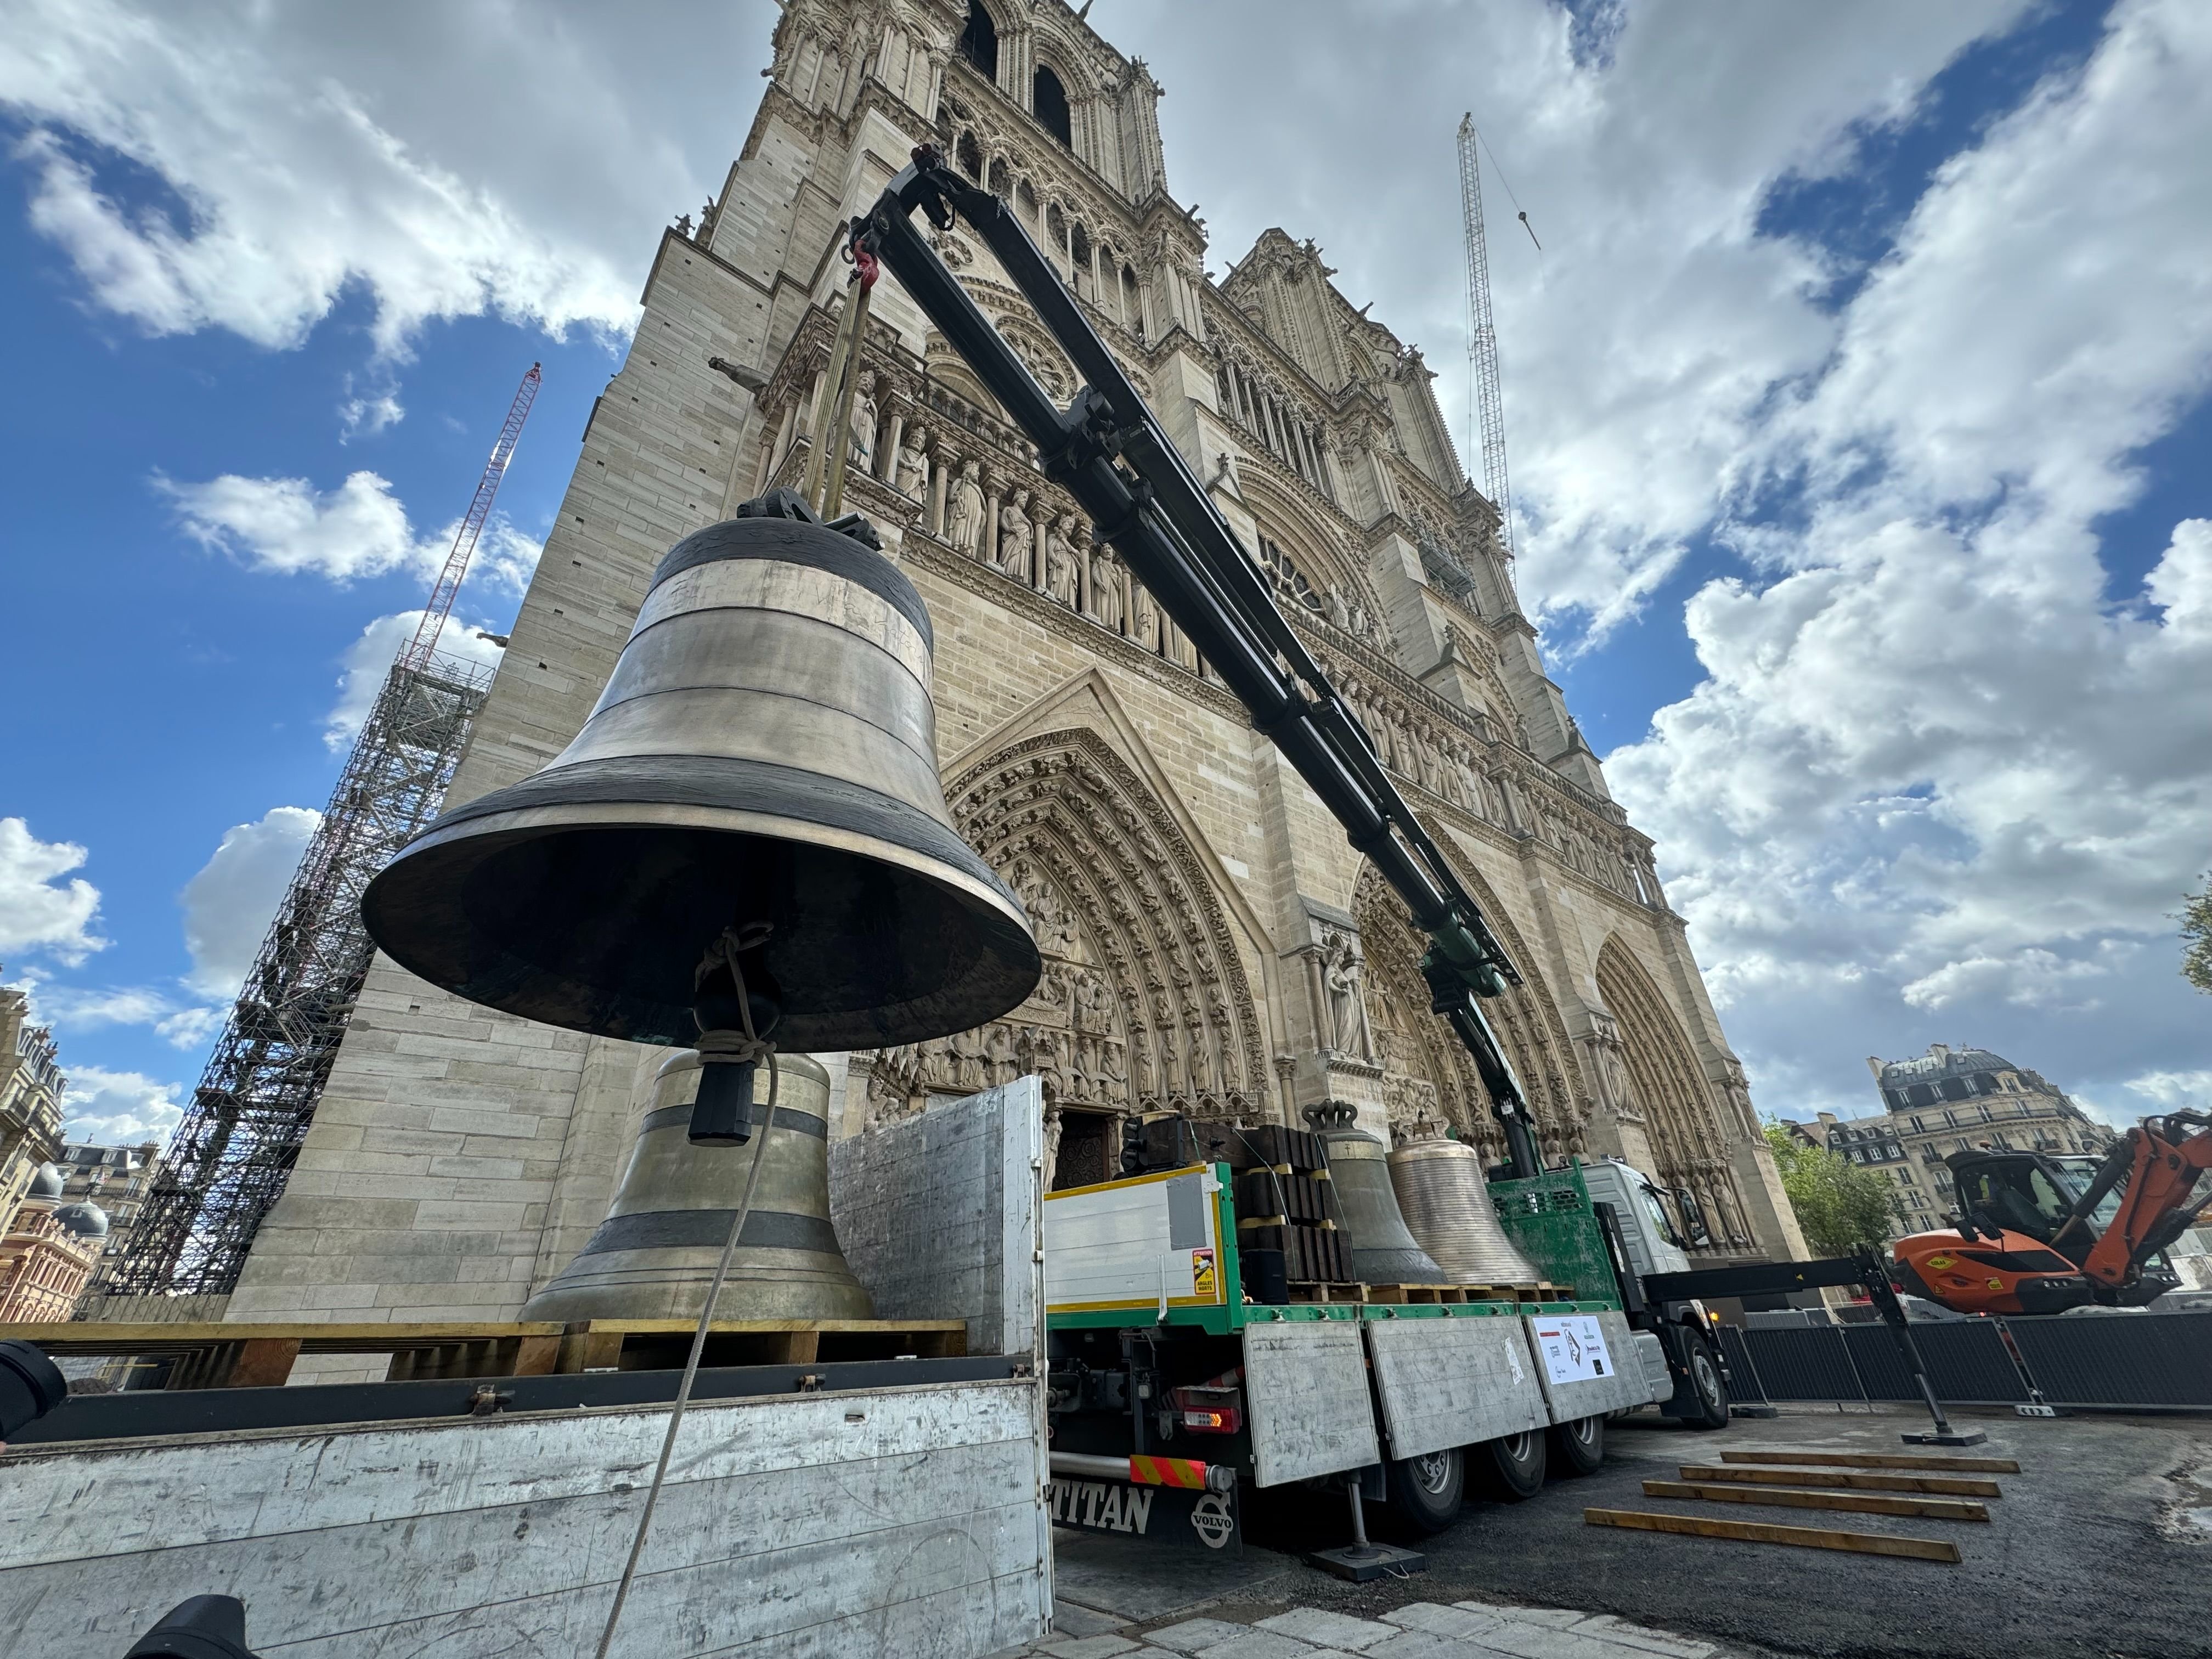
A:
[[998, 1595, 1739, 1659]]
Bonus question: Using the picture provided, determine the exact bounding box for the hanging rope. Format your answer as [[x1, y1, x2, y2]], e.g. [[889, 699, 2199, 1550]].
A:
[[592, 927, 779, 1659]]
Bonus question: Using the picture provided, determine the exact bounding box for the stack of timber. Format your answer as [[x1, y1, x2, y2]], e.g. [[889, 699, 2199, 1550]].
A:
[[1231, 1130, 1346, 1294], [1586, 1447, 2021, 1565]]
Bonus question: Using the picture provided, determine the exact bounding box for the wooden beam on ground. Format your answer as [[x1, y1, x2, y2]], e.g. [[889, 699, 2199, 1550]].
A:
[[1643, 1480, 1990, 1522], [1719, 1449, 2019, 1475], [1680, 1464, 2001, 1498], [1585, 1508, 1962, 1563]]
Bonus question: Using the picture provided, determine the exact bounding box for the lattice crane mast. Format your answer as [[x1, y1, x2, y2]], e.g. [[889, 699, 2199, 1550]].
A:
[[1458, 113, 1518, 557], [100, 365, 540, 1300], [403, 363, 540, 669]]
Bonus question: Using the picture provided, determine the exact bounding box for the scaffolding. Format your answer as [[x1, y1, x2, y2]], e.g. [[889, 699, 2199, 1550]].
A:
[[98, 366, 539, 1299], [1457, 112, 1516, 557]]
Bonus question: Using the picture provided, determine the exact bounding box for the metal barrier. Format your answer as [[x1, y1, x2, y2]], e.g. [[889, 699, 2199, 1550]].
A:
[[1717, 1310, 2212, 1414], [2004, 1312, 2212, 1410]]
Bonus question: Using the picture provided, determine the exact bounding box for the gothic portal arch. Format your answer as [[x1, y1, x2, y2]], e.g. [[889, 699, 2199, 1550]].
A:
[[861, 729, 1267, 1185], [1351, 843, 1589, 1162], [1593, 936, 1753, 1253]]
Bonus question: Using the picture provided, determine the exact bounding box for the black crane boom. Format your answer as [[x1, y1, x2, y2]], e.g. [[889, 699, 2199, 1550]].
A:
[[857, 149, 1544, 1175]]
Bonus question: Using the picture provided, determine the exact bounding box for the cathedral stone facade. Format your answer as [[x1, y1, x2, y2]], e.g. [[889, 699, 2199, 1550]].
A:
[[226, 0, 1801, 1328]]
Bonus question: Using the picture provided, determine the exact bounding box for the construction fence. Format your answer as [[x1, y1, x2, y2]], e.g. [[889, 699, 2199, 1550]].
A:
[[1717, 1310, 2212, 1413]]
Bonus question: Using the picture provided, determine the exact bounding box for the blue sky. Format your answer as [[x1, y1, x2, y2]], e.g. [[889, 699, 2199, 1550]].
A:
[[1, 0, 2206, 1144]]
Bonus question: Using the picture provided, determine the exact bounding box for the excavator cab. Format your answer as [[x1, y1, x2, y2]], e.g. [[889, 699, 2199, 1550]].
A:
[[1894, 1120, 2207, 1316]]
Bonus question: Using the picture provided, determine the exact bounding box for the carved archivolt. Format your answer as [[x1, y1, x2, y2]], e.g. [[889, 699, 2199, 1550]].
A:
[[861, 729, 1266, 1129], [1593, 937, 1758, 1252], [1352, 845, 1589, 1162]]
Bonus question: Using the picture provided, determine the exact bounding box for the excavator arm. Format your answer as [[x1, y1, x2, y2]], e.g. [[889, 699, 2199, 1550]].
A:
[[2064, 1111, 2212, 1293], [855, 147, 1547, 1175]]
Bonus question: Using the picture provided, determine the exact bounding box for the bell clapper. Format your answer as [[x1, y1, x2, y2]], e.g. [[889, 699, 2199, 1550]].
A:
[[689, 924, 781, 1147]]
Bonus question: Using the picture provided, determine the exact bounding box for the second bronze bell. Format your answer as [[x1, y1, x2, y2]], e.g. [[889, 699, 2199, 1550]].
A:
[[522, 1049, 872, 1322]]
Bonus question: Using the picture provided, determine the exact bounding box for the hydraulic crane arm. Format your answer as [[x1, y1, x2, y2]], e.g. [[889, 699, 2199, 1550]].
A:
[[2059, 1111, 2212, 1290], [857, 148, 1545, 1175]]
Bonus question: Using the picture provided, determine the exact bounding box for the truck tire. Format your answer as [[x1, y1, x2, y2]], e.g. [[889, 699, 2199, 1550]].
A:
[[1548, 1413, 1605, 1475], [1471, 1429, 1547, 1500], [1389, 1447, 1464, 1533], [1678, 1329, 1729, 1430]]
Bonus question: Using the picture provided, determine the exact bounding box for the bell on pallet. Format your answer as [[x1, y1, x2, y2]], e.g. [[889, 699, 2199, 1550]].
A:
[[1387, 1115, 1538, 1285], [521, 1049, 873, 1321], [1306, 1103, 1451, 1285], [361, 488, 1041, 1059]]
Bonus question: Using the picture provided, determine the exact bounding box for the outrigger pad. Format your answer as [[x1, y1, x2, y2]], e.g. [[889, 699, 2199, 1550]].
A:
[[1306, 1542, 1427, 1583]]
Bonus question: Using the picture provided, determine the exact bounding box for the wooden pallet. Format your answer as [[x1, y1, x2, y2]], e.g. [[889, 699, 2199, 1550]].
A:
[[1283, 1281, 1367, 1305], [0, 1316, 967, 1389], [1280, 1281, 1558, 1306]]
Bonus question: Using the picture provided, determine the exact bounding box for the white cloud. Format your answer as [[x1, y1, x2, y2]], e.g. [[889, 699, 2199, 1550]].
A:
[[60, 1064, 183, 1145], [326, 610, 510, 748], [0, 817, 106, 964], [179, 806, 319, 1001], [160, 468, 544, 602], [0, 0, 772, 354], [27, 980, 219, 1051]]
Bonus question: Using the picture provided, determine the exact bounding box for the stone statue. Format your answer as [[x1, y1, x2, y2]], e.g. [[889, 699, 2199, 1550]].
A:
[[1132, 580, 1160, 651], [945, 459, 985, 557], [1325, 584, 1352, 631], [1321, 932, 1372, 1059], [849, 370, 877, 468], [1046, 514, 1081, 607], [895, 424, 929, 500], [1091, 543, 1125, 631], [997, 488, 1034, 580]]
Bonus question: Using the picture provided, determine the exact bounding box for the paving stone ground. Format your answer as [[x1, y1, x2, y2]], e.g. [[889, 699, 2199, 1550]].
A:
[[1000, 1596, 1735, 1659]]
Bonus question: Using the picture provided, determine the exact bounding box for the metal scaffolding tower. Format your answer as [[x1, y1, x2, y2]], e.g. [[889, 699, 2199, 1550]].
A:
[[1457, 113, 1515, 556], [100, 365, 540, 1299]]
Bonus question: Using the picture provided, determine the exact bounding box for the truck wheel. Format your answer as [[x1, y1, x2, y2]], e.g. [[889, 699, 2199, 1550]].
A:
[[1549, 1413, 1605, 1476], [1471, 1429, 1547, 1500], [1679, 1329, 1729, 1430], [1389, 1447, 1464, 1534]]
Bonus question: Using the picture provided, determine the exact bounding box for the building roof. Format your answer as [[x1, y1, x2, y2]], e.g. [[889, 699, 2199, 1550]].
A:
[[50, 1201, 109, 1238], [25, 1162, 64, 1200], [1867, 1043, 2019, 1088]]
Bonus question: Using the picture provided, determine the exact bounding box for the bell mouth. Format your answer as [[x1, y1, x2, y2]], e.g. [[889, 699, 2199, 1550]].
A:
[[363, 780, 1040, 1050]]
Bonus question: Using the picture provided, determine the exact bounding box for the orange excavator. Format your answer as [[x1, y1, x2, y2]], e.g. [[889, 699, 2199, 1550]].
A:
[[1891, 1110, 2211, 1316]]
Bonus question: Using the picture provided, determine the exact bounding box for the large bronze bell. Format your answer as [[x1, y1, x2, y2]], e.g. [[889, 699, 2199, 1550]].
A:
[[1308, 1104, 1451, 1285], [1388, 1119, 1538, 1285], [521, 1050, 873, 1321], [360, 490, 1041, 1053]]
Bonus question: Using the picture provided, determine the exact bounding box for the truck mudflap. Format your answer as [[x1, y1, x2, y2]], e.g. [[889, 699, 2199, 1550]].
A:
[[1046, 1471, 1241, 1553], [1364, 1313, 1548, 1458], [1240, 1317, 1379, 1486], [1525, 1308, 1660, 1418]]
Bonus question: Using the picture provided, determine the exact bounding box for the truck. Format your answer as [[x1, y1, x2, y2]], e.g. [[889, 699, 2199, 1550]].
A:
[[1036, 1143, 1731, 1554]]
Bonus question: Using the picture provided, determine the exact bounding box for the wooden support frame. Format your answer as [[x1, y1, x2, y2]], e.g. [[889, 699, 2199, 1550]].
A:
[[1585, 1508, 1962, 1563]]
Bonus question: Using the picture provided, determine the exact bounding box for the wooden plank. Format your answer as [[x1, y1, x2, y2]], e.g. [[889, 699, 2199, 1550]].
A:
[[1643, 1480, 1990, 1521], [1719, 1449, 2021, 1475], [224, 1338, 302, 1389], [510, 1335, 560, 1376], [1680, 1464, 2001, 1497], [0, 1321, 562, 1354], [1585, 1508, 1962, 1563], [556, 1330, 625, 1374], [571, 1318, 968, 1335]]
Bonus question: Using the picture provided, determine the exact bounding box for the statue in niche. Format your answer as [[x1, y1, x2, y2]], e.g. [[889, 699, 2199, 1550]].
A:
[[895, 424, 930, 500], [997, 488, 1035, 580], [849, 371, 878, 469], [1169, 619, 1199, 671], [1013, 860, 1080, 959], [985, 1022, 1017, 1086], [949, 1023, 987, 1092], [1046, 514, 1082, 607], [1132, 580, 1160, 652], [1091, 544, 1125, 631], [945, 459, 986, 557], [1325, 584, 1353, 632], [1321, 931, 1373, 1060]]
